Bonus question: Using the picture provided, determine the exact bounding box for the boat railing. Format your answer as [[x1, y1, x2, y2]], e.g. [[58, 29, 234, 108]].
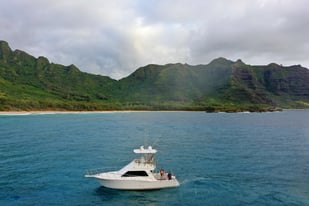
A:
[[85, 167, 118, 176], [134, 158, 157, 166]]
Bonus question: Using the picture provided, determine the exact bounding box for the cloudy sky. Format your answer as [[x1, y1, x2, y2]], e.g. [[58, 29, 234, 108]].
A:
[[1, 0, 308, 79]]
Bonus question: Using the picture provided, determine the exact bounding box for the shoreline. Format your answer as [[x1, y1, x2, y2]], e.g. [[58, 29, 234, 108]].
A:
[[1, 109, 307, 115], [1, 108, 308, 116], [0, 110, 196, 115]]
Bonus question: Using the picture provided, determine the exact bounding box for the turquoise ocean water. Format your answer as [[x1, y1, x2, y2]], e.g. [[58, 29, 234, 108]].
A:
[[0, 110, 308, 205]]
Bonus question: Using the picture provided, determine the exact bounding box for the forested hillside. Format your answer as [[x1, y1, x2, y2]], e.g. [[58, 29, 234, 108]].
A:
[[1, 40, 308, 111]]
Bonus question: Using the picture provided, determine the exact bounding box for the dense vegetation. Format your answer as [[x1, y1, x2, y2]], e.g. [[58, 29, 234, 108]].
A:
[[0, 40, 308, 112]]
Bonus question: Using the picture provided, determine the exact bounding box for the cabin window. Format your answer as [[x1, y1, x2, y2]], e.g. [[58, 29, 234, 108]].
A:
[[122, 171, 148, 177]]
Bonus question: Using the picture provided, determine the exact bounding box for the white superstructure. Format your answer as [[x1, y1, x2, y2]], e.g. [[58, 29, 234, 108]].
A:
[[85, 146, 180, 190]]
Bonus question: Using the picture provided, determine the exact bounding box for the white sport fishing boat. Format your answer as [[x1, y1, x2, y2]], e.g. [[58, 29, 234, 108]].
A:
[[85, 146, 180, 190]]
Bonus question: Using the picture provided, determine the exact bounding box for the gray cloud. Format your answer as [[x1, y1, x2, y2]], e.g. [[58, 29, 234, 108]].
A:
[[1, 0, 308, 79]]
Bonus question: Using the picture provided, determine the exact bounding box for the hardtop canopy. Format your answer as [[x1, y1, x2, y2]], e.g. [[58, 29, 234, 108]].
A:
[[134, 146, 157, 154]]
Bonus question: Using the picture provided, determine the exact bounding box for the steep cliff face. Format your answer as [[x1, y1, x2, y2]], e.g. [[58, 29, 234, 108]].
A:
[[262, 64, 309, 97], [228, 61, 309, 106]]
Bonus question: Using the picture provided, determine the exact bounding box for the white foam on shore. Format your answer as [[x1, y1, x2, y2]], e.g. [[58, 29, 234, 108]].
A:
[[0, 110, 168, 116], [0, 111, 113, 116], [0, 112, 33, 116]]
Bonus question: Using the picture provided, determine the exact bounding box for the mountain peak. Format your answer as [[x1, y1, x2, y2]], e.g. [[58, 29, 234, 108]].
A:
[[0, 40, 10, 48], [236, 59, 244, 63], [233, 59, 247, 67], [0, 40, 13, 60], [208, 57, 234, 66]]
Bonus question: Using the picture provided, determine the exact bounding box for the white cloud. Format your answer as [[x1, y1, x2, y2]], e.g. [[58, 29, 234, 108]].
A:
[[0, 0, 308, 79]]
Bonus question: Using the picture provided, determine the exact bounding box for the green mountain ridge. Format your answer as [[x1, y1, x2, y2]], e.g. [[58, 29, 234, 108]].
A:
[[0, 40, 308, 111]]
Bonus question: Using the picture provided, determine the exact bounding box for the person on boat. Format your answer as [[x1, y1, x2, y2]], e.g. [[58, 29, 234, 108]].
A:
[[160, 169, 167, 180], [167, 171, 172, 180], [160, 169, 164, 176]]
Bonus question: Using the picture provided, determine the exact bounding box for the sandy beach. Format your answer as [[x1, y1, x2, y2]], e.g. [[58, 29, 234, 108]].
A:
[[0, 110, 189, 115]]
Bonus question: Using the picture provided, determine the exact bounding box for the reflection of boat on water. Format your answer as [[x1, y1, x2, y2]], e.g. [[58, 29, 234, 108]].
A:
[[85, 145, 180, 190]]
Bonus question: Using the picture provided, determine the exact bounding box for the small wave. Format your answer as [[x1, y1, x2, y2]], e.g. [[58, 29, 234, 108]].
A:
[[181, 177, 209, 185]]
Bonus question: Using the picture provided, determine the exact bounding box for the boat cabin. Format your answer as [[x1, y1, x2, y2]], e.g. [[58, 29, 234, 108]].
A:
[[121, 171, 149, 177]]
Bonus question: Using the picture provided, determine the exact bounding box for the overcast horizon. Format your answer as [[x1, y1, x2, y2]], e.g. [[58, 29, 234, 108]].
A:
[[1, 0, 308, 79]]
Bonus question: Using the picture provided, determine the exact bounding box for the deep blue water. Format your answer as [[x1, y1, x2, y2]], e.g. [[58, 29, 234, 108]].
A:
[[0, 110, 308, 205]]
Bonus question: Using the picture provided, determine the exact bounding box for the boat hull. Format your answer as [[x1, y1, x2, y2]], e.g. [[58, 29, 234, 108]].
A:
[[97, 178, 180, 190]]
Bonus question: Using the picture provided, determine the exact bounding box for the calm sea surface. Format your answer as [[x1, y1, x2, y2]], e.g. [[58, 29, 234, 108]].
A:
[[0, 110, 308, 205]]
